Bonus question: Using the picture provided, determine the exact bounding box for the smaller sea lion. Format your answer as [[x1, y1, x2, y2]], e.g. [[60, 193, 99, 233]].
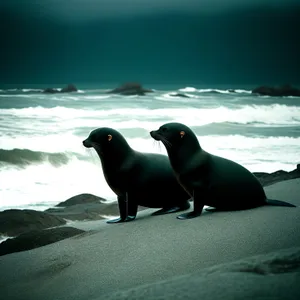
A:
[[83, 127, 190, 223]]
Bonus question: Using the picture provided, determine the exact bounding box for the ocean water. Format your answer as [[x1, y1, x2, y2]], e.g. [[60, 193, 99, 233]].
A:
[[0, 85, 299, 212]]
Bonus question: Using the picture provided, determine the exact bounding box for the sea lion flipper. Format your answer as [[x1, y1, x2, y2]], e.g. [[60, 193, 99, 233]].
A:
[[106, 217, 123, 224], [118, 194, 129, 220], [128, 203, 138, 218], [107, 194, 138, 224], [177, 190, 204, 220], [106, 194, 129, 224], [205, 207, 218, 212], [152, 206, 185, 216], [266, 199, 296, 208], [152, 200, 191, 216], [106, 216, 136, 224], [177, 211, 202, 220]]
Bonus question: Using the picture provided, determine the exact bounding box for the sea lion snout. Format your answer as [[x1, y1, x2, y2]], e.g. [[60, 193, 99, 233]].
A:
[[82, 139, 92, 148], [150, 130, 161, 141]]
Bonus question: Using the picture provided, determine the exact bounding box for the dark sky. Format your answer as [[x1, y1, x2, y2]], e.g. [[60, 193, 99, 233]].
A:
[[1, 0, 299, 86]]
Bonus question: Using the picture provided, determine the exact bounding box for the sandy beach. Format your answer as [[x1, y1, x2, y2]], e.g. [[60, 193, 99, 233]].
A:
[[0, 178, 299, 300], [1, 1, 300, 299]]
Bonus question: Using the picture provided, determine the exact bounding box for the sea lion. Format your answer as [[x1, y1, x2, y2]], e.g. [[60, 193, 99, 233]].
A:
[[150, 122, 296, 220], [83, 127, 190, 223]]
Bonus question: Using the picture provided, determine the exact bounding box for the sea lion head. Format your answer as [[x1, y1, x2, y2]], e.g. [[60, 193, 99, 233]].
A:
[[150, 122, 200, 152], [83, 127, 130, 157]]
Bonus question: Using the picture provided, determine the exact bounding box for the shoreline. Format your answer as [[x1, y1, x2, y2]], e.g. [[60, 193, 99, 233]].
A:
[[0, 164, 299, 213], [0, 165, 299, 256], [0, 178, 299, 299]]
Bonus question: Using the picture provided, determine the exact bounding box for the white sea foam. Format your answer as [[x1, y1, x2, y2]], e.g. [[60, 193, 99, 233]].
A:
[[179, 87, 198, 92], [235, 89, 252, 94], [0, 235, 10, 243], [178, 87, 252, 94], [164, 92, 199, 99], [0, 89, 299, 211], [81, 95, 111, 100], [0, 133, 298, 211], [22, 89, 43, 92], [0, 94, 33, 98], [129, 135, 300, 167], [1, 104, 300, 158], [0, 158, 114, 210], [0, 133, 86, 153], [2, 104, 299, 126]]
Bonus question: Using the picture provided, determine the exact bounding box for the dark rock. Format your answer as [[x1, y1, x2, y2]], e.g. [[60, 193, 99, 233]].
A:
[[44, 193, 118, 221], [253, 165, 300, 187], [252, 84, 300, 97], [0, 209, 66, 236], [107, 82, 153, 96], [0, 227, 84, 256], [43, 84, 78, 94], [119, 89, 146, 96], [46, 194, 119, 221], [46, 193, 148, 221], [46, 202, 120, 221], [169, 93, 190, 98], [60, 84, 78, 93], [55, 193, 107, 207]]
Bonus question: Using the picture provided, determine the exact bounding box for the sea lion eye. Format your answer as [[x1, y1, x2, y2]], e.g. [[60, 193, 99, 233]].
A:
[[180, 131, 185, 138], [162, 127, 167, 132], [107, 134, 112, 141]]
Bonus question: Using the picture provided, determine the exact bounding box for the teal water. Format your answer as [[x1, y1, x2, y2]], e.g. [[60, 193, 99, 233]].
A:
[[0, 85, 299, 211]]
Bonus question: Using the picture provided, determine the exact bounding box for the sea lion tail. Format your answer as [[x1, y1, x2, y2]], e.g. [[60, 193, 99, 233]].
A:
[[266, 199, 296, 207]]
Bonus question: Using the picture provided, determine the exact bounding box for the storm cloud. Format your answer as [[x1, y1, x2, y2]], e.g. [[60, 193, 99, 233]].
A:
[[2, 0, 300, 22], [1, 0, 299, 85]]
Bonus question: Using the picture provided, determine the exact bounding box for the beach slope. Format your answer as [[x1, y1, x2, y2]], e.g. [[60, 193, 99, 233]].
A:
[[0, 179, 299, 300]]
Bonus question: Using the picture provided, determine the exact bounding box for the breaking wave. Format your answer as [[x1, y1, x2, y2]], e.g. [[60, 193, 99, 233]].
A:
[[1, 104, 299, 126], [178, 87, 252, 94], [0, 88, 84, 94], [0, 148, 84, 167]]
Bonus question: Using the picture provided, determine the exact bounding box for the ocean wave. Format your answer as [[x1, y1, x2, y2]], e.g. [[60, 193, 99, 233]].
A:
[[128, 135, 300, 172], [190, 122, 300, 138], [0, 88, 44, 93], [179, 87, 198, 92], [81, 95, 111, 100], [0, 235, 10, 243], [0, 88, 85, 94], [2, 104, 299, 126], [163, 92, 198, 99], [0, 133, 89, 154], [1, 122, 299, 161], [0, 86, 253, 95], [0, 133, 299, 211], [129, 135, 300, 152], [178, 87, 251, 94], [21, 89, 44, 92], [0, 148, 83, 167], [0, 94, 34, 98]]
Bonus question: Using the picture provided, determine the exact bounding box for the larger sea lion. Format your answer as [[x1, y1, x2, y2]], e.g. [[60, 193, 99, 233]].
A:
[[83, 127, 190, 223], [150, 122, 296, 220]]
